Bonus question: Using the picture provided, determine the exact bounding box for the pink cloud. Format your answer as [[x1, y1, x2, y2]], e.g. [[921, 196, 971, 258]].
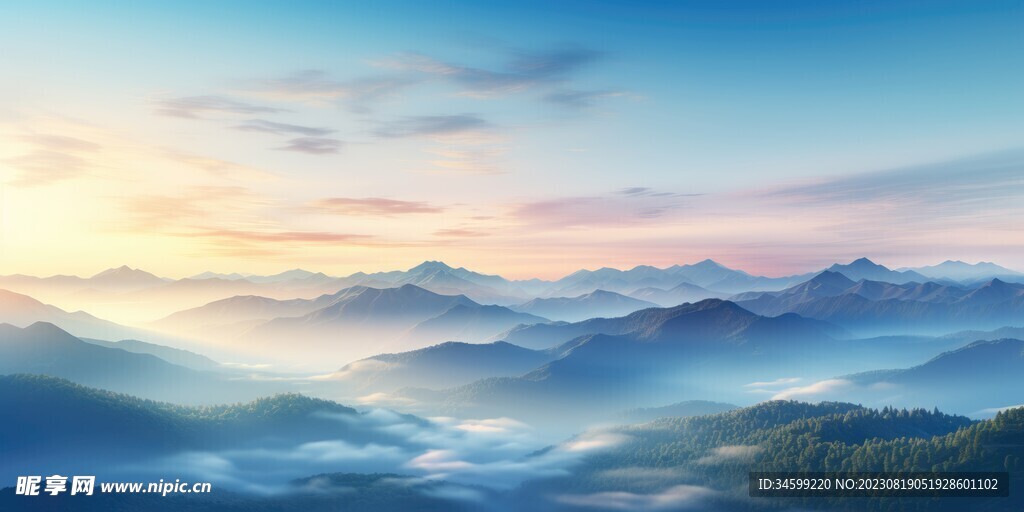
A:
[[309, 197, 444, 216]]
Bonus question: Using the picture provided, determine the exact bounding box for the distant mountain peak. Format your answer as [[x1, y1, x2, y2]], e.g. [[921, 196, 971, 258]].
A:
[[630, 265, 659, 271], [823, 257, 931, 284], [91, 265, 151, 278], [409, 260, 454, 272], [979, 277, 1013, 289], [693, 258, 726, 268], [25, 321, 68, 334], [815, 269, 843, 278], [394, 283, 452, 296], [275, 268, 316, 277], [909, 260, 1022, 281], [686, 297, 740, 312], [843, 257, 882, 269], [811, 270, 856, 285], [190, 271, 247, 280], [89, 266, 164, 284]]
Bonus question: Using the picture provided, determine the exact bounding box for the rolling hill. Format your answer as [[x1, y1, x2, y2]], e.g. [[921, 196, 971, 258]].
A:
[[0, 288, 154, 341], [735, 272, 1024, 335], [421, 301, 846, 425], [510, 401, 1021, 511], [825, 257, 930, 284], [80, 337, 221, 371], [628, 281, 727, 307], [512, 289, 658, 322], [905, 260, 1024, 282], [243, 285, 520, 364], [0, 322, 284, 403], [403, 304, 548, 345], [496, 298, 844, 350], [0, 374, 429, 481], [836, 338, 1024, 414], [327, 340, 556, 393]]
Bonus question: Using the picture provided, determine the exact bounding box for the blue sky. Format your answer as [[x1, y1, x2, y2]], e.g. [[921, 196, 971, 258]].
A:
[[0, 0, 1022, 278]]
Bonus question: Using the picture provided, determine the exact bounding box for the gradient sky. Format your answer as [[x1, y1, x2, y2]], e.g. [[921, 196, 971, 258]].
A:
[[1, 0, 1022, 279]]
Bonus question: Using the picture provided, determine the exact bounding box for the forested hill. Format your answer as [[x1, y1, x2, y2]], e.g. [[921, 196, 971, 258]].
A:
[[0, 374, 396, 464], [516, 400, 1024, 511]]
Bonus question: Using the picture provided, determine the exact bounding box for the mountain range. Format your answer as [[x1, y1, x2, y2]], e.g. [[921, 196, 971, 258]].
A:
[[6, 256, 1024, 381], [3, 257, 1020, 326], [80, 337, 221, 371], [305, 319, 1013, 422], [4, 256, 1024, 510], [902, 259, 1023, 282], [402, 300, 852, 427], [511, 289, 658, 321], [832, 337, 1024, 413], [614, 400, 739, 423], [0, 322, 286, 403], [627, 281, 728, 307], [494, 298, 845, 350], [735, 271, 1024, 335], [327, 340, 556, 393], [511, 400, 1022, 512], [239, 284, 551, 365], [0, 374, 427, 484], [0, 288, 150, 341]]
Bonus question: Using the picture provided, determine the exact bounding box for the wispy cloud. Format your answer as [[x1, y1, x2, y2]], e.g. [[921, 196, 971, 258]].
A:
[[153, 95, 284, 119], [744, 377, 801, 388], [380, 46, 602, 97], [757, 149, 1024, 230], [512, 188, 694, 230], [973, 404, 1024, 417], [561, 432, 631, 453], [555, 485, 718, 510], [233, 119, 335, 137], [543, 89, 625, 109], [374, 115, 504, 174], [375, 114, 492, 138], [180, 227, 389, 258], [720, 149, 1024, 271], [614, 187, 685, 198], [20, 134, 101, 152], [307, 197, 444, 216], [422, 146, 507, 175], [244, 70, 416, 112], [140, 407, 622, 495], [119, 185, 271, 232], [695, 445, 762, 465], [192, 229, 374, 244], [771, 379, 853, 400], [593, 467, 688, 487], [276, 137, 344, 154], [115, 186, 395, 256], [433, 228, 488, 238], [355, 392, 416, 407], [4, 150, 90, 186], [453, 417, 530, 434], [162, 151, 277, 182], [3, 134, 102, 186]]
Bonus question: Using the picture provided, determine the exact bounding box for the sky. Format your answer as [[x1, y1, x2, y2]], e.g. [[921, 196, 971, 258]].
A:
[[0, 0, 1022, 280]]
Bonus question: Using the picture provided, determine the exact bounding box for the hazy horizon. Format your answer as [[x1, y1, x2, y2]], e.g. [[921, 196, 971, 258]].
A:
[[2, 1, 1023, 281], [3, 2, 1024, 511], [3, 255, 1024, 283]]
